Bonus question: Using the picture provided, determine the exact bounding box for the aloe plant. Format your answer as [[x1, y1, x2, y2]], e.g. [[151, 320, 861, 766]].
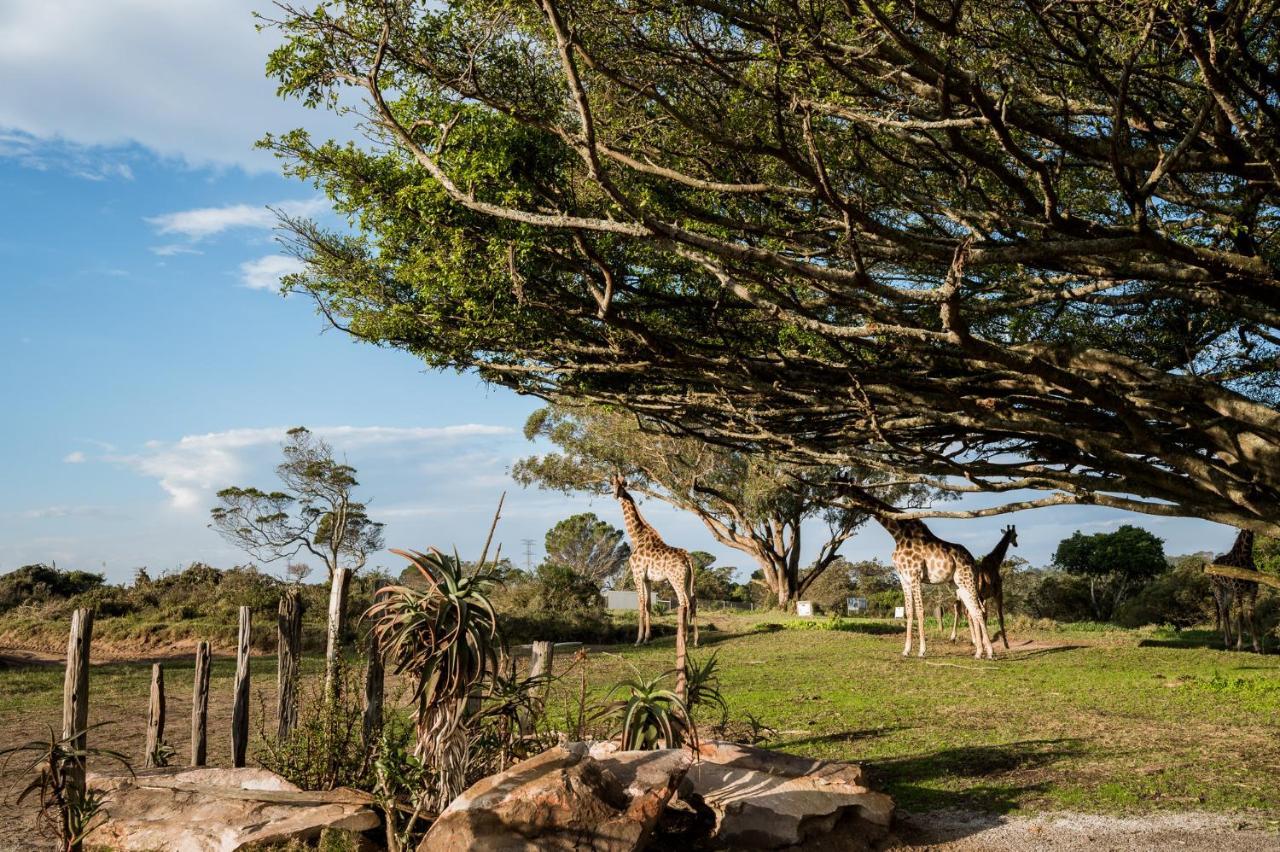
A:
[[603, 670, 696, 751], [685, 652, 729, 725], [364, 501, 505, 809]]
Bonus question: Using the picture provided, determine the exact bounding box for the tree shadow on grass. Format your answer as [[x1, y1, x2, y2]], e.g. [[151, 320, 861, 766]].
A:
[[867, 738, 1085, 815], [1137, 629, 1229, 650], [772, 726, 908, 751]]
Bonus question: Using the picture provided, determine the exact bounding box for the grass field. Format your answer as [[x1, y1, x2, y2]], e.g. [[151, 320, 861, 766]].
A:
[[0, 613, 1277, 844]]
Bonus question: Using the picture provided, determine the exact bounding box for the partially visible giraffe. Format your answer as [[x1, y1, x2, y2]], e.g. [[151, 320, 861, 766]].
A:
[[1211, 529, 1260, 653], [611, 475, 698, 646], [864, 506, 993, 659], [949, 525, 1017, 650]]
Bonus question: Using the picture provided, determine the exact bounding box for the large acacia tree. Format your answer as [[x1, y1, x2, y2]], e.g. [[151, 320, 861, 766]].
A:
[[513, 405, 923, 606], [263, 0, 1280, 533]]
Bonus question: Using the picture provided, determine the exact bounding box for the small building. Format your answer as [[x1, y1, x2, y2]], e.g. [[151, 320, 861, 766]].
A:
[[603, 590, 660, 611]]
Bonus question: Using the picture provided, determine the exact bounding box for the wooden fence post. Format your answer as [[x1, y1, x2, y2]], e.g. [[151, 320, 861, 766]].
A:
[[62, 608, 93, 852], [144, 663, 166, 768], [277, 590, 303, 740], [231, 607, 251, 768], [324, 567, 351, 701], [674, 607, 689, 702], [191, 641, 210, 766], [362, 624, 385, 748]]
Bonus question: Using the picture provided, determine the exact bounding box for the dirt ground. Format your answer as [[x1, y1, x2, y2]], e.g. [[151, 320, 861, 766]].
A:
[[885, 809, 1280, 850]]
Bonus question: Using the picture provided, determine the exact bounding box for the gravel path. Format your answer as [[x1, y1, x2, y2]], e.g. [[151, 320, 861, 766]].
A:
[[885, 809, 1280, 850]]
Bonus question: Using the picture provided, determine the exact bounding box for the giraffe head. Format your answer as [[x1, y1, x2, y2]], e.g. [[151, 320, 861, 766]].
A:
[[610, 473, 629, 499], [1003, 525, 1018, 548]]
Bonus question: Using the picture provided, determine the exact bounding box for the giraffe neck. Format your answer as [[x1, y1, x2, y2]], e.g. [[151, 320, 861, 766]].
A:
[[1225, 529, 1255, 565], [876, 512, 925, 544], [985, 530, 1015, 568], [617, 492, 660, 549]]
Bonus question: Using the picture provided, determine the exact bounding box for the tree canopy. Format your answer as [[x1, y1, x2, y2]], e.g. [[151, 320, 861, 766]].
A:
[[209, 427, 384, 581], [542, 511, 631, 587], [1052, 524, 1167, 619], [265, 0, 1280, 533]]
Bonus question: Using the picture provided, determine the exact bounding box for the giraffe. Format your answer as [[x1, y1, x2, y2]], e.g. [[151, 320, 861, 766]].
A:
[[870, 509, 994, 659], [610, 475, 698, 646], [949, 525, 1017, 650], [1210, 529, 1260, 653]]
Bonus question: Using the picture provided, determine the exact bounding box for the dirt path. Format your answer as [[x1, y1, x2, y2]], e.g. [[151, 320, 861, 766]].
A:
[[886, 809, 1280, 850]]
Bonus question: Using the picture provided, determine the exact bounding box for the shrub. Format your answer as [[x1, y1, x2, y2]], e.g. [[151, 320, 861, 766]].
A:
[[1114, 562, 1215, 628], [0, 565, 104, 614]]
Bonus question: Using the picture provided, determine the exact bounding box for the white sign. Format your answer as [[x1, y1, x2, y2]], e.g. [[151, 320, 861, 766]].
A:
[[893, 606, 906, 619], [796, 600, 814, 617], [846, 597, 868, 613]]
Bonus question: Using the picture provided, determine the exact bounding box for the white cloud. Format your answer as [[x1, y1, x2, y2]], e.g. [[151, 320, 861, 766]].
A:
[[150, 244, 203, 257], [62, 451, 86, 464], [22, 505, 114, 520], [146, 198, 327, 240], [240, 253, 306, 291], [0, 1, 352, 171], [114, 425, 515, 510]]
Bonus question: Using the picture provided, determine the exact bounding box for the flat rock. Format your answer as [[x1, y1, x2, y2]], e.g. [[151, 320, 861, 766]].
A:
[[420, 742, 691, 851], [681, 741, 894, 849], [86, 766, 379, 851]]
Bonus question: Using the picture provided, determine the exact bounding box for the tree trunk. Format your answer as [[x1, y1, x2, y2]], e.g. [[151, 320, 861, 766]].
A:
[[277, 589, 304, 740], [674, 607, 689, 702], [231, 607, 251, 768], [324, 567, 351, 701], [61, 608, 92, 852], [191, 641, 210, 766], [144, 663, 165, 768]]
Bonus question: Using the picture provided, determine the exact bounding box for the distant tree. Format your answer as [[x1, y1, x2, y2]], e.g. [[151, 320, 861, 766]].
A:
[[543, 513, 631, 588], [1053, 525, 1167, 621], [209, 427, 384, 583], [285, 562, 313, 585], [802, 557, 856, 613], [1255, 536, 1280, 576], [515, 405, 930, 608], [209, 426, 384, 698]]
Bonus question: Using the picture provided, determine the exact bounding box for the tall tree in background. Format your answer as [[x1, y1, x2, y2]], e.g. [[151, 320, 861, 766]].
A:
[[265, 0, 1280, 535], [210, 426, 384, 695], [542, 512, 631, 587], [1053, 525, 1167, 621], [514, 405, 924, 607]]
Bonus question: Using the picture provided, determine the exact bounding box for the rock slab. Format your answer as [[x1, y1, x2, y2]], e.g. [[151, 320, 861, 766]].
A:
[[420, 742, 691, 851], [681, 741, 894, 849], [87, 766, 379, 851]]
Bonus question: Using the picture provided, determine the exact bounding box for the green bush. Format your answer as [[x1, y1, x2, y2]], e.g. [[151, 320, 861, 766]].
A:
[[0, 564, 104, 613], [1114, 562, 1215, 628]]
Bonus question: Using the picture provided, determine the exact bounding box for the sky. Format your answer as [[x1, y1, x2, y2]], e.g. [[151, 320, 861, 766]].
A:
[[0, 1, 1234, 586]]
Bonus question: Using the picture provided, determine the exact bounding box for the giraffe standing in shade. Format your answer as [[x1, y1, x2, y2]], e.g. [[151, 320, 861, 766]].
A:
[[871, 510, 993, 659], [1211, 529, 1260, 653], [949, 525, 1017, 649], [611, 475, 698, 646]]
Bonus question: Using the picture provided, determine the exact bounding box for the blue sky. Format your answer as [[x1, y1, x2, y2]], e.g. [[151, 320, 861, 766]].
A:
[[0, 2, 1232, 584]]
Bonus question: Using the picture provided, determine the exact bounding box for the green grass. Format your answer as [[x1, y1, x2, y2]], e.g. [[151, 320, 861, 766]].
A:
[[0, 614, 1277, 820]]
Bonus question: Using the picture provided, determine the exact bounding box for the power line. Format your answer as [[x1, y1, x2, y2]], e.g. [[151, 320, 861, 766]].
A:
[[521, 538, 537, 572]]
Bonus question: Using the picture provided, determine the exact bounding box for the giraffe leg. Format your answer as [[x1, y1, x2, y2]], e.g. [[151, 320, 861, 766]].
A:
[[898, 575, 914, 657], [636, 575, 649, 645], [996, 590, 1009, 650], [949, 599, 960, 642], [956, 582, 993, 659], [1246, 593, 1259, 653], [686, 570, 699, 647], [1235, 596, 1246, 652], [914, 581, 927, 658]]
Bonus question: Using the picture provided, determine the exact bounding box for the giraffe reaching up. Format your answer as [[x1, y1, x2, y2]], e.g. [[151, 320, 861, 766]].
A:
[[865, 505, 993, 659], [611, 475, 698, 646], [1211, 529, 1260, 653], [949, 525, 1017, 649]]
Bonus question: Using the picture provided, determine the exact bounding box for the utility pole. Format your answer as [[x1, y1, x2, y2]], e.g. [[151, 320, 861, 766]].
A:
[[521, 538, 536, 572]]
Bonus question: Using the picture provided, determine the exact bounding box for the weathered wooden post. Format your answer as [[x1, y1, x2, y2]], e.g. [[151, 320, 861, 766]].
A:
[[231, 607, 251, 768], [674, 607, 689, 702], [518, 640, 556, 734], [324, 566, 351, 701], [277, 589, 303, 740], [62, 608, 92, 852], [144, 663, 166, 768], [191, 641, 210, 766], [362, 625, 384, 748]]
